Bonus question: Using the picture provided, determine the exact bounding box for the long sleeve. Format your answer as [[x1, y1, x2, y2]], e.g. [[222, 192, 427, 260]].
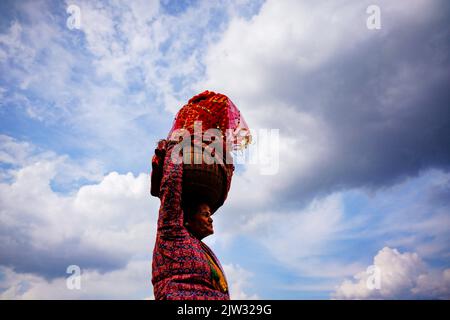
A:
[[157, 145, 189, 240]]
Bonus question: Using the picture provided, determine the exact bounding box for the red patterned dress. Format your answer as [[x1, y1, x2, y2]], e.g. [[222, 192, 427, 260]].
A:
[[151, 144, 230, 300]]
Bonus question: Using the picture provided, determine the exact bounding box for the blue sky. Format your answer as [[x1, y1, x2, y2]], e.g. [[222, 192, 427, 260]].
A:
[[0, 0, 449, 299]]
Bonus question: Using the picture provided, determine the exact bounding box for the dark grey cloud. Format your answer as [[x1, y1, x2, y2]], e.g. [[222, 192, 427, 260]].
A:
[[0, 223, 129, 280], [262, 1, 450, 207], [426, 175, 450, 207]]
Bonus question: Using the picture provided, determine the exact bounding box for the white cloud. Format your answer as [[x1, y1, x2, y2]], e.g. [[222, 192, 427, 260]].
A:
[[255, 194, 365, 279], [0, 135, 36, 166], [0, 135, 159, 277], [216, 188, 365, 279], [337, 169, 450, 261], [197, 0, 450, 207], [75, 0, 160, 83], [1, 0, 449, 300], [0, 260, 259, 300], [201, 0, 449, 290], [71, 0, 247, 114], [223, 264, 259, 300], [214, 167, 449, 290], [0, 0, 267, 172], [0, 136, 258, 300], [200, 0, 434, 99], [199, 0, 370, 100], [333, 247, 450, 299], [0, 134, 103, 185], [0, 259, 152, 299]]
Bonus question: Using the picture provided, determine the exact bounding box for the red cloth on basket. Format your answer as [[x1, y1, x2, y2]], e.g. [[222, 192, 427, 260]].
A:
[[167, 90, 251, 152]]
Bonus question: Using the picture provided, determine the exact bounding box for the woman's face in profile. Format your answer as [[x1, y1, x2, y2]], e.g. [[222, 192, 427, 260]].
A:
[[186, 203, 214, 240]]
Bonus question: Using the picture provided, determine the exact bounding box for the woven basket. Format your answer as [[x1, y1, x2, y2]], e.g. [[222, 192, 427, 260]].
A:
[[182, 144, 227, 213]]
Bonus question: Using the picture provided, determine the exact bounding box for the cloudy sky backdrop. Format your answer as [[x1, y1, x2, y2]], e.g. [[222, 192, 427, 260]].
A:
[[0, 0, 449, 299]]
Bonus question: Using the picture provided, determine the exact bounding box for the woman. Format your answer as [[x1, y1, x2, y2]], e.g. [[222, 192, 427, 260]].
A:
[[151, 142, 230, 300], [151, 91, 251, 300]]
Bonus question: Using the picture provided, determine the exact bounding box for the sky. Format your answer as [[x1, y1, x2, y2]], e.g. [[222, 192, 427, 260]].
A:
[[0, 0, 449, 299]]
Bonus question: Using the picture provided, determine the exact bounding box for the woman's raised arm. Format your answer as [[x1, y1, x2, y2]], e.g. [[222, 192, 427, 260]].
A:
[[157, 146, 189, 240]]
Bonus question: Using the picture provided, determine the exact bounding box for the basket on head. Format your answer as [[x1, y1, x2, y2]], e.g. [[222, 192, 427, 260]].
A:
[[182, 144, 227, 214]]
